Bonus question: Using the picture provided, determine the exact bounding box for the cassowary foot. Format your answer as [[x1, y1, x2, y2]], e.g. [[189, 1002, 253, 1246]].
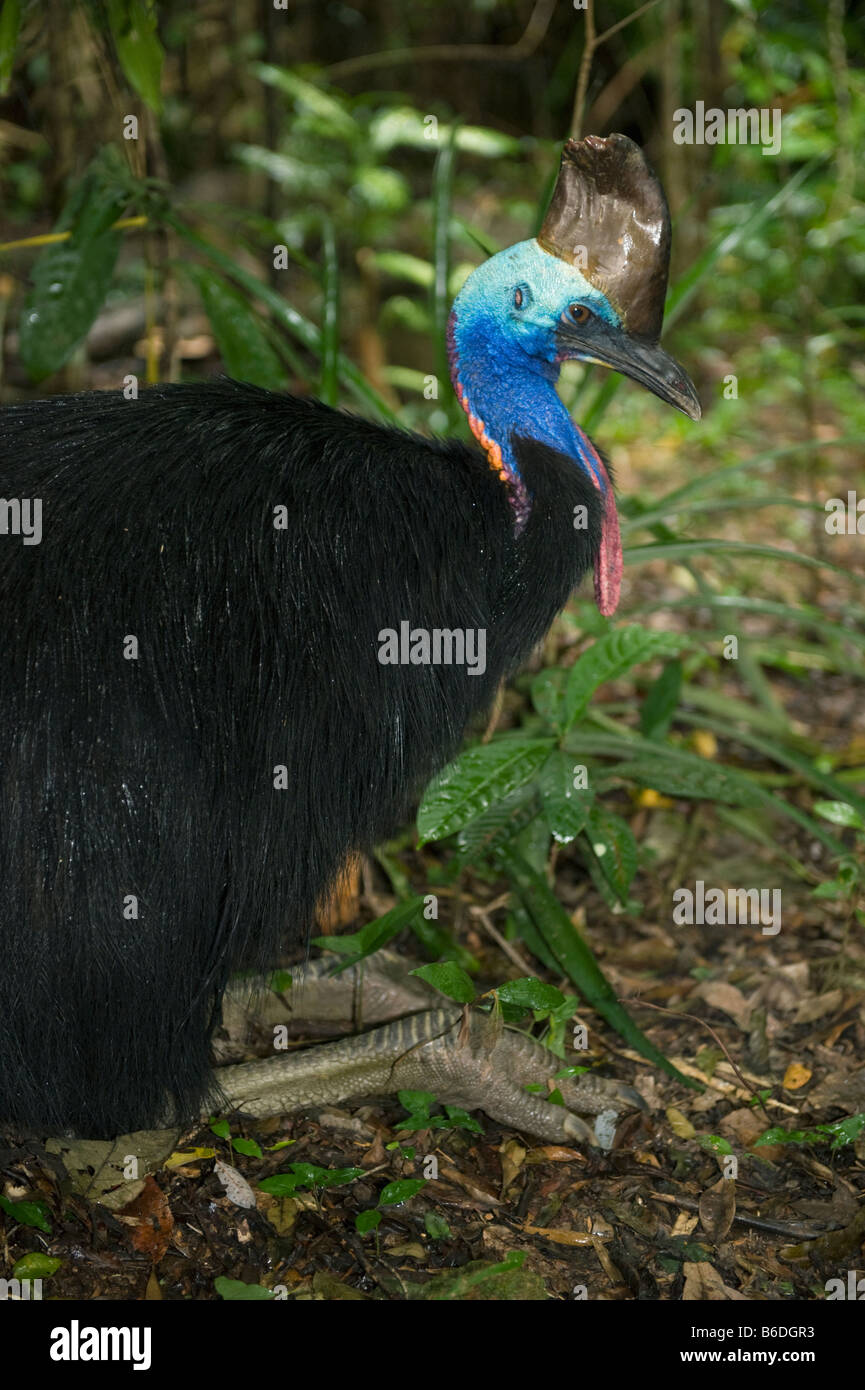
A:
[[216, 1001, 645, 1146]]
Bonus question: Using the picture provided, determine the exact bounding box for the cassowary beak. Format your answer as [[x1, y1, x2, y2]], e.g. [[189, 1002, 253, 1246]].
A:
[[557, 318, 702, 422]]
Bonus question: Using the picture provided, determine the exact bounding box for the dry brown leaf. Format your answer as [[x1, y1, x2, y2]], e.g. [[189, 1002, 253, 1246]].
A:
[[118, 1174, 173, 1263], [793, 989, 844, 1025], [683, 1261, 748, 1300], [695, 980, 751, 1028], [522, 1224, 594, 1246], [499, 1138, 526, 1192], [718, 1107, 765, 1148], [699, 1177, 736, 1242]]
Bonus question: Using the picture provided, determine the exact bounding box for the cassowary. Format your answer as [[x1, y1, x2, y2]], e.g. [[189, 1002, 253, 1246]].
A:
[[0, 134, 699, 1142]]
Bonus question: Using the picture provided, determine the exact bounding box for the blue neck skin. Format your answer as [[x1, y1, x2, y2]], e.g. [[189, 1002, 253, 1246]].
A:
[[447, 317, 607, 500]]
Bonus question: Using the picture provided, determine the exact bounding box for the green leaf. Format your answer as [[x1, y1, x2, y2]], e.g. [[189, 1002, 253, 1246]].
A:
[[813, 800, 865, 831], [585, 805, 638, 900], [231, 1137, 263, 1159], [398, 1090, 435, 1117], [108, 0, 164, 114], [215, 1277, 274, 1300], [311, 896, 425, 969], [18, 161, 127, 379], [697, 1134, 734, 1155], [424, 1211, 451, 1240], [0, 0, 22, 96], [0, 1196, 51, 1232], [531, 667, 568, 730], [564, 627, 686, 729], [443, 1105, 483, 1133], [185, 265, 285, 390], [451, 785, 540, 870], [496, 977, 565, 1012], [416, 738, 553, 844], [538, 750, 594, 843], [356, 1209, 381, 1234], [612, 756, 766, 809], [378, 1179, 426, 1206], [410, 961, 475, 1004], [12, 1253, 61, 1280], [498, 848, 695, 1088], [259, 1163, 365, 1195], [640, 659, 683, 740]]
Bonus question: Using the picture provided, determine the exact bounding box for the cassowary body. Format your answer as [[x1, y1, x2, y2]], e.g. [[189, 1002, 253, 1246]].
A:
[[0, 134, 698, 1138], [0, 384, 601, 1134]]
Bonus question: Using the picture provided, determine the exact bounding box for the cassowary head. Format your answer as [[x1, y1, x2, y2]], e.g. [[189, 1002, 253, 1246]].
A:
[[450, 133, 700, 420], [448, 132, 701, 616]]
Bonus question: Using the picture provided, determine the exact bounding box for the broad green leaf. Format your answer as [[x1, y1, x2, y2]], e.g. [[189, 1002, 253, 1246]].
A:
[[538, 750, 594, 843], [498, 848, 696, 1087], [417, 738, 553, 844], [568, 730, 851, 857], [452, 785, 540, 869], [512, 812, 552, 875], [108, 0, 164, 113], [585, 805, 638, 900], [565, 627, 685, 728], [185, 265, 285, 390], [410, 961, 475, 1004], [18, 160, 128, 379], [613, 756, 766, 808], [640, 659, 683, 740], [496, 977, 565, 1012], [531, 667, 567, 730]]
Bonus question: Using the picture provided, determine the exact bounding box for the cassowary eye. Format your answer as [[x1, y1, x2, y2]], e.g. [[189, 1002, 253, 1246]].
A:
[[514, 287, 524, 309], [569, 303, 592, 325]]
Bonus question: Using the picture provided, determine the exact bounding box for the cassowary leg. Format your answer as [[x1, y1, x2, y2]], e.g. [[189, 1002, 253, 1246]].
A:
[[217, 959, 644, 1145]]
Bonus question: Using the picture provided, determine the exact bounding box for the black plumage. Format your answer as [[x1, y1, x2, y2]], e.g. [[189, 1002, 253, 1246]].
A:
[[0, 381, 603, 1135]]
